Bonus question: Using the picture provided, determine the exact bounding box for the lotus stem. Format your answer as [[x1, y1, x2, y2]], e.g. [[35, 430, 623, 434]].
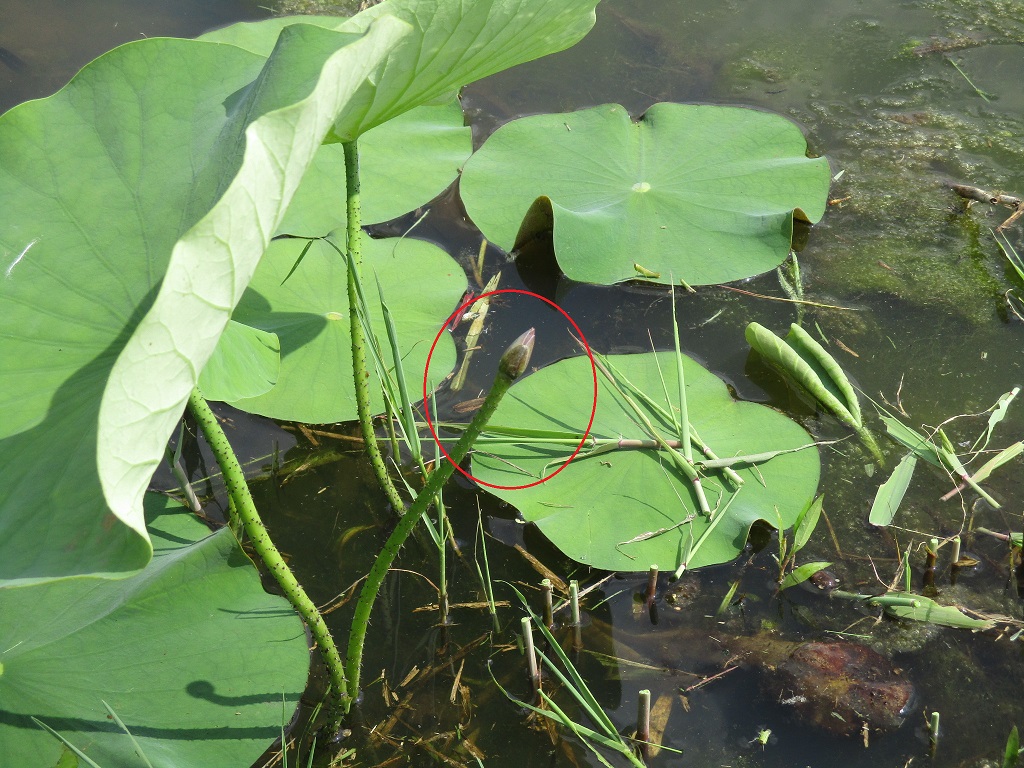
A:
[[522, 616, 541, 698], [343, 139, 406, 514], [541, 578, 554, 629], [344, 329, 536, 709], [187, 389, 349, 720], [569, 580, 581, 626], [645, 565, 659, 608], [637, 689, 652, 762]]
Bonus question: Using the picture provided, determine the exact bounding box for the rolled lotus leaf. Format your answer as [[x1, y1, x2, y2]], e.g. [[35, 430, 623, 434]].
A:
[[745, 322, 858, 428], [786, 323, 862, 426], [746, 322, 882, 463]]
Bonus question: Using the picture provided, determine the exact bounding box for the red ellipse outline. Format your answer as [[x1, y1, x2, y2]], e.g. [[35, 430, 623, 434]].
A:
[[422, 289, 597, 491]]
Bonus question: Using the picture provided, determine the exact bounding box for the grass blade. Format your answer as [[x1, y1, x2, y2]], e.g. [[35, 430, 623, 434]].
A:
[[973, 386, 1019, 452], [376, 273, 422, 465], [670, 285, 692, 461], [507, 584, 617, 735], [792, 493, 824, 552], [971, 441, 1024, 485], [780, 560, 833, 591], [880, 415, 942, 466], [1003, 725, 1019, 768], [32, 718, 105, 768], [868, 453, 918, 527]]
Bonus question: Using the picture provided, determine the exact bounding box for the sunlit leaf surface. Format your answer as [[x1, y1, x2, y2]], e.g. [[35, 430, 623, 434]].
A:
[[229, 235, 464, 423], [472, 351, 820, 571], [0, 0, 600, 585], [461, 103, 830, 286], [0, 496, 309, 768]]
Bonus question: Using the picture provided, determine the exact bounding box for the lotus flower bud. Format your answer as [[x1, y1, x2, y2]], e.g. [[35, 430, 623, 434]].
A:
[[499, 328, 535, 380]]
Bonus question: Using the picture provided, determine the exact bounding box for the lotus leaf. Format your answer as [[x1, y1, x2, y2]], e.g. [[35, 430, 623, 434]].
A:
[[0, 20, 406, 586], [202, 0, 600, 141], [471, 351, 821, 571], [0, 495, 310, 768], [460, 102, 831, 286], [229, 234, 464, 423], [278, 100, 472, 233], [0, 0, 601, 586], [198, 320, 280, 402]]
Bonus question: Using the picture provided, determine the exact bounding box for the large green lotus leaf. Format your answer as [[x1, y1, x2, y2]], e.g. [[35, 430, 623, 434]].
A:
[[229, 234, 464, 423], [0, 19, 406, 586], [279, 100, 472, 234], [203, 0, 600, 140], [472, 352, 821, 571], [198, 320, 280, 402], [459, 103, 832, 286], [0, 494, 309, 768]]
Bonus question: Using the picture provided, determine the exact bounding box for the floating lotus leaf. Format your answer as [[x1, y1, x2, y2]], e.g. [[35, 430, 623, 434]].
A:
[[198, 320, 280, 402], [229, 235, 464, 423], [278, 100, 473, 233], [0, 495, 310, 767], [460, 103, 831, 286], [471, 351, 820, 571]]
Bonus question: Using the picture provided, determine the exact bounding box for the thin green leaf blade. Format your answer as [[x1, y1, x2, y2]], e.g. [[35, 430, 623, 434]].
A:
[[868, 453, 918, 527], [974, 386, 1020, 451], [780, 560, 833, 591], [971, 441, 1024, 485], [880, 416, 942, 467], [1003, 725, 1019, 768], [869, 592, 994, 630], [793, 494, 824, 551]]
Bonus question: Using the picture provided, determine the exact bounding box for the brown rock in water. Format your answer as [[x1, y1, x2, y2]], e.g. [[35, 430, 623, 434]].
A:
[[588, 617, 915, 738], [760, 641, 915, 736]]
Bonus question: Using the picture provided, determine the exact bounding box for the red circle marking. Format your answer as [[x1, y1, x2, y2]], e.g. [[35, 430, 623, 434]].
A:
[[422, 289, 598, 491]]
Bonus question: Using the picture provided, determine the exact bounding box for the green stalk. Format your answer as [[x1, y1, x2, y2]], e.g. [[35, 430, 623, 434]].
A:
[[592, 354, 711, 515], [343, 139, 405, 514], [187, 389, 349, 716], [670, 286, 692, 463], [596, 350, 744, 487], [343, 329, 536, 708]]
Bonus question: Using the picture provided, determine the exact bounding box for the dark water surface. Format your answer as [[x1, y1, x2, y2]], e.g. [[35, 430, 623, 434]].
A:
[[8, 1, 1024, 767], [0, 0, 272, 113]]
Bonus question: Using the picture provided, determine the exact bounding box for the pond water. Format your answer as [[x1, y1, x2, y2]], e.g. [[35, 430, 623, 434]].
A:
[[7, 0, 1024, 767]]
